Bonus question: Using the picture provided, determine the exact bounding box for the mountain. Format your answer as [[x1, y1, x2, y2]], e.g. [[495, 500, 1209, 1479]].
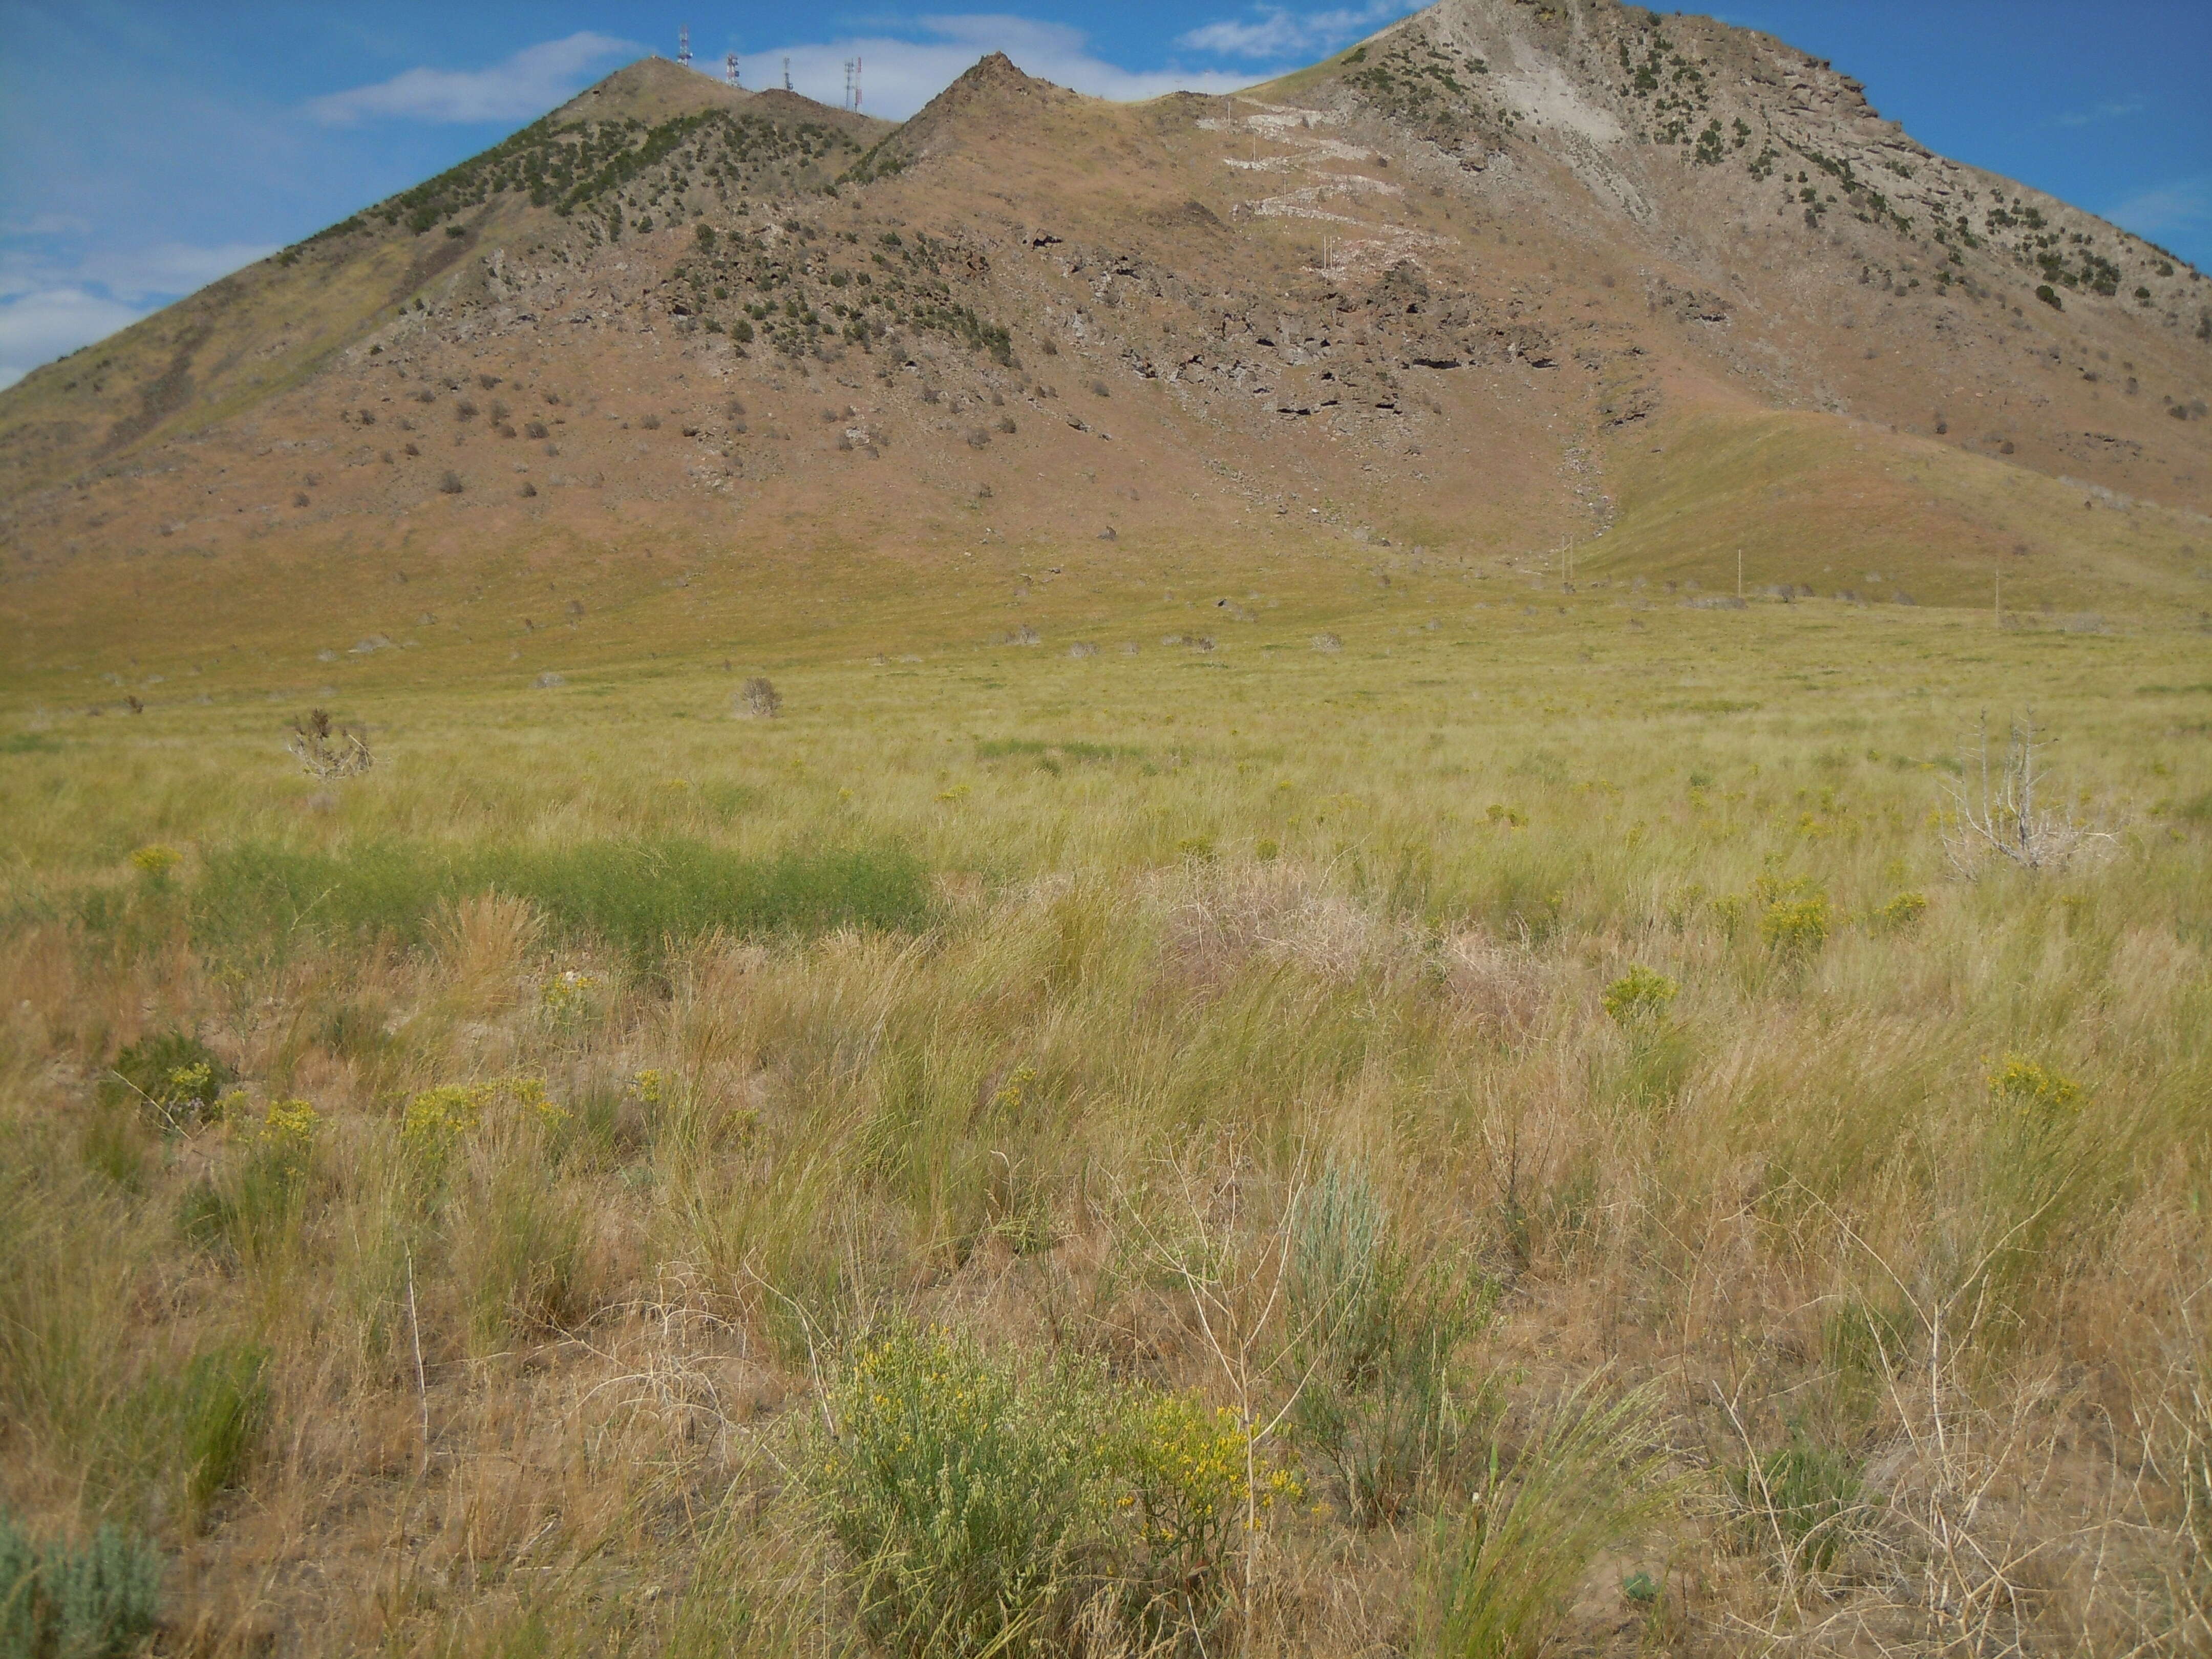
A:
[[4, 2, 2209, 687]]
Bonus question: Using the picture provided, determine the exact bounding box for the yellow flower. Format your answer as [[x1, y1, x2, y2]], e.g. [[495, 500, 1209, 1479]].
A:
[[129, 844, 183, 878]]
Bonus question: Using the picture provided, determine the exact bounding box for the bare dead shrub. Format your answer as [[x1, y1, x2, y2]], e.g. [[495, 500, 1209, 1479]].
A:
[[736, 677, 782, 719], [1941, 710, 2115, 875], [285, 709, 372, 779]]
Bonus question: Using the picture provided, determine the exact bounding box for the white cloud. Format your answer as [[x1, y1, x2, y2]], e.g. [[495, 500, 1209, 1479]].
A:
[[0, 211, 93, 238], [1177, 1, 1406, 60], [0, 286, 150, 390], [306, 31, 639, 126], [2109, 177, 2209, 242], [2053, 99, 2143, 129], [738, 14, 1265, 120]]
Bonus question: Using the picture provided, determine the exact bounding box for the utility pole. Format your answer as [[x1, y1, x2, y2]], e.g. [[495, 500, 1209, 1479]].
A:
[[1994, 567, 2002, 630], [1736, 547, 1743, 601]]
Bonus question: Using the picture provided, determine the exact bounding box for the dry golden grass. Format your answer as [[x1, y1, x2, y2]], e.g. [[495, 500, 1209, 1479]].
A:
[[2, 583, 2209, 1655]]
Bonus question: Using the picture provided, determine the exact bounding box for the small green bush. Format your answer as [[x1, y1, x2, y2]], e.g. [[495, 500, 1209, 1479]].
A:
[[1753, 877, 1831, 955], [1870, 891, 1928, 930], [1601, 965, 1678, 1026], [2035, 283, 2062, 310], [0, 1511, 162, 1659], [98, 1031, 229, 1126], [809, 1327, 1286, 1655], [1724, 1430, 1866, 1572], [811, 1328, 1112, 1656], [1, 1514, 36, 1657]]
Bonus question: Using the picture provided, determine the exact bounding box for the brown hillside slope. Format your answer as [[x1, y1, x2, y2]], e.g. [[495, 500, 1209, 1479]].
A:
[[2, 0, 2209, 694]]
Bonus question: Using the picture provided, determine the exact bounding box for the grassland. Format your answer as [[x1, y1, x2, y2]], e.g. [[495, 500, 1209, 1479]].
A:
[[3, 574, 2210, 1656]]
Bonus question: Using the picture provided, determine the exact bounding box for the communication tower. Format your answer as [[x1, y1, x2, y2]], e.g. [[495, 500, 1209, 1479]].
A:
[[677, 25, 692, 68], [854, 56, 862, 110], [725, 52, 740, 87], [843, 59, 855, 109], [782, 57, 793, 91]]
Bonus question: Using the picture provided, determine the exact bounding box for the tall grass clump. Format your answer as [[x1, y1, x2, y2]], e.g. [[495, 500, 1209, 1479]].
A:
[[1418, 1379, 1676, 1659]]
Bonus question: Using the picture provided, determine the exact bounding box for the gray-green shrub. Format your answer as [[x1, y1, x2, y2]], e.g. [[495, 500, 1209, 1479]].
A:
[[1288, 1163, 1492, 1525], [0, 1513, 162, 1659]]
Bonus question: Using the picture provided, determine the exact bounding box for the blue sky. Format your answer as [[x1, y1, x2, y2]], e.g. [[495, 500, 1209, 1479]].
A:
[[1, 1, 2205, 389]]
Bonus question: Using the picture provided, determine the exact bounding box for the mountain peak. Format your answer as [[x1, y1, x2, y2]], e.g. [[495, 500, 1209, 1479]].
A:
[[547, 56, 753, 127], [889, 51, 1069, 164]]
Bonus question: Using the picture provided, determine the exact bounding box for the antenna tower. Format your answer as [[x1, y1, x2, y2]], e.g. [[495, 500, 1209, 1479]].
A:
[[725, 51, 740, 86], [677, 25, 692, 68], [854, 56, 862, 110], [782, 56, 792, 91], [843, 59, 855, 109]]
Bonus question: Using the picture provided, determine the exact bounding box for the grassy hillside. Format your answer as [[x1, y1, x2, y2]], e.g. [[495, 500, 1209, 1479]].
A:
[[1583, 406, 2212, 611]]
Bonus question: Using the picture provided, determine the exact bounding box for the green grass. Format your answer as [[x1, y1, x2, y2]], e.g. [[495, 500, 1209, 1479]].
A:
[[185, 838, 932, 962]]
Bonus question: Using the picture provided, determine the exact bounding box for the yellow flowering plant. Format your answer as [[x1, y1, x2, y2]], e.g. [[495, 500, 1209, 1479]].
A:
[[809, 1327, 1299, 1655], [399, 1074, 564, 1174], [1988, 1054, 2083, 1122]]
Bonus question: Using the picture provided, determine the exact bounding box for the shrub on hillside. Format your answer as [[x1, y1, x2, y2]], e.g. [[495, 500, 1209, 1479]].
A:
[[737, 676, 781, 719], [0, 1512, 163, 1659], [1601, 965, 1678, 1026], [1288, 1163, 1491, 1527], [1753, 876, 1832, 955], [99, 1030, 229, 1125], [809, 1327, 1289, 1656]]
